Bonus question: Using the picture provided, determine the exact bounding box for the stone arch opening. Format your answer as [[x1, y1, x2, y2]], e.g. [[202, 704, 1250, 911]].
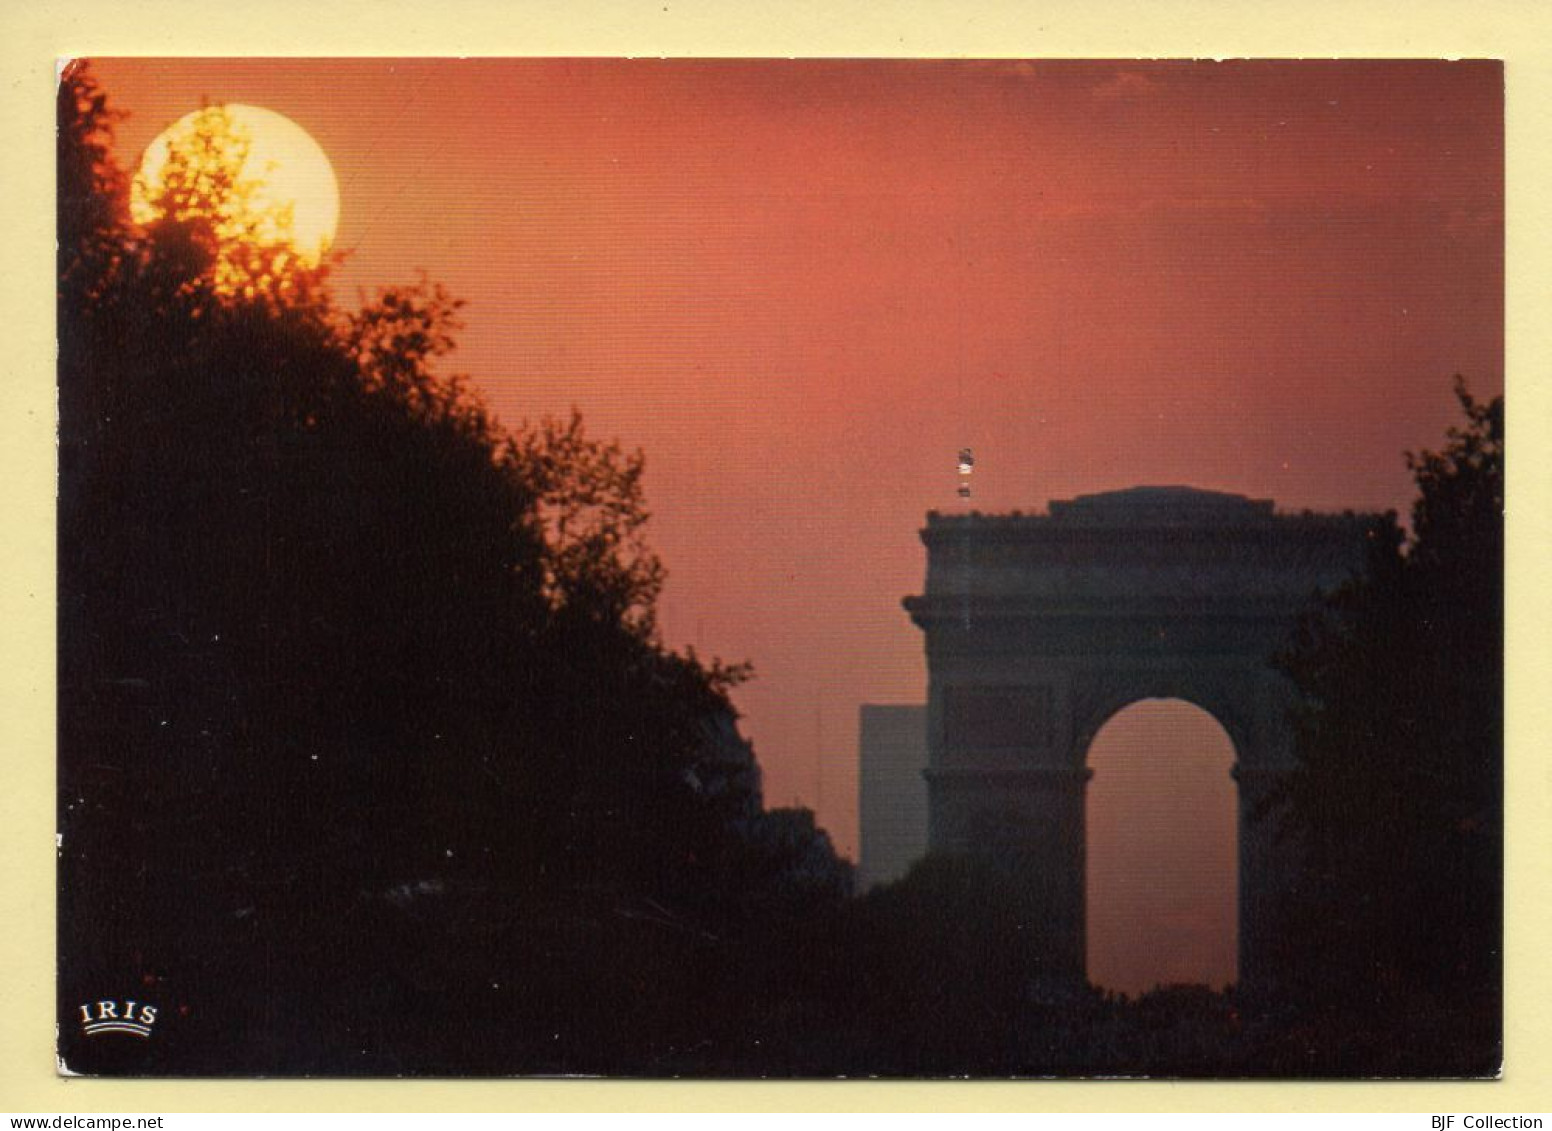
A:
[[903, 487, 1382, 995], [1085, 697, 1239, 996]]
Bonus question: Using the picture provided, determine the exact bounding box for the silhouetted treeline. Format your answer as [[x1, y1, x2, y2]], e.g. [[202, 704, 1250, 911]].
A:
[[57, 64, 1501, 1078], [1263, 378, 1503, 1075], [56, 63, 850, 1077]]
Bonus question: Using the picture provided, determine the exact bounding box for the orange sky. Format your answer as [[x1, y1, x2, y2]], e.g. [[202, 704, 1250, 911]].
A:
[[91, 58, 1503, 913]]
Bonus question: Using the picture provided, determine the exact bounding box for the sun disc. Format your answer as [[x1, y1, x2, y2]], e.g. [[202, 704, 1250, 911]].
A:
[[132, 103, 341, 266]]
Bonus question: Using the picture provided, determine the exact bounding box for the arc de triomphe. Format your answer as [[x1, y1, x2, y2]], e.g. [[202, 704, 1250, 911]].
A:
[[903, 486, 1381, 994]]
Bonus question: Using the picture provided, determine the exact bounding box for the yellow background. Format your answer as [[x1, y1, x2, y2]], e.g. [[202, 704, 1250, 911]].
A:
[[3, 0, 1548, 1112]]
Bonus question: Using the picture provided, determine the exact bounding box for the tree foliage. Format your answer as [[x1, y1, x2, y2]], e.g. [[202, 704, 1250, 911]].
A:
[[57, 63, 849, 1075], [57, 61, 128, 310], [1271, 379, 1502, 1059], [130, 103, 328, 304]]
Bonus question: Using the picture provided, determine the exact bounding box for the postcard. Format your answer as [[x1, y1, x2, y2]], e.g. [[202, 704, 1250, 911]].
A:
[[54, 57, 1503, 1079]]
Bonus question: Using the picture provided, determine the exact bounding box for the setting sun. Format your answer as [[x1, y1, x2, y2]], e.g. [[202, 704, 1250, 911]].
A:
[[130, 103, 340, 267]]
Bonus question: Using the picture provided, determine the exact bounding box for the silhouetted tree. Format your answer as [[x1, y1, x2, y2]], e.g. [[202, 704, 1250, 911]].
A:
[[800, 854, 1075, 1074], [58, 62, 128, 311], [57, 62, 849, 1075], [1269, 380, 1502, 1071]]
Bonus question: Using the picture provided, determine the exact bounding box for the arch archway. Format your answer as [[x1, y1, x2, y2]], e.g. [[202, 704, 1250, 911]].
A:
[[904, 487, 1380, 995], [1085, 698, 1238, 996]]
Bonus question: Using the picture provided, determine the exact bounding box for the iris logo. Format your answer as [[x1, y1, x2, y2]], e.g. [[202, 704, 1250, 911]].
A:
[[78, 1000, 158, 1038]]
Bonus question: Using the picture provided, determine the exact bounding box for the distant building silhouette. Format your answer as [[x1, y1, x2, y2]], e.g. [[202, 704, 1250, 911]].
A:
[[857, 704, 929, 889]]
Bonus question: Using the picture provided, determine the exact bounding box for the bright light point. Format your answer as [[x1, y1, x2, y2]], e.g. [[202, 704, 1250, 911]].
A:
[[131, 103, 341, 267]]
